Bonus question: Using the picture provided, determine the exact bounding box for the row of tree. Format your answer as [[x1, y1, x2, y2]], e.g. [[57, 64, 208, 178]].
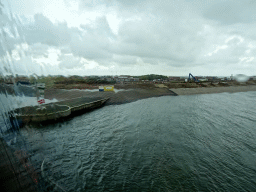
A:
[[0, 74, 169, 84], [137, 74, 169, 81]]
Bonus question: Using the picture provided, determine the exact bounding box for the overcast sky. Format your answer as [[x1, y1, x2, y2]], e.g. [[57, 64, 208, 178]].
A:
[[1, 0, 256, 76]]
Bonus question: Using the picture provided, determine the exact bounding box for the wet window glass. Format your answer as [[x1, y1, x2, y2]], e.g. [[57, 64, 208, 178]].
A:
[[0, 0, 256, 191]]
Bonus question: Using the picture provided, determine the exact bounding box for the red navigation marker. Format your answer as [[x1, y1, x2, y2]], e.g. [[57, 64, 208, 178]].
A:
[[37, 99, 45, 104]]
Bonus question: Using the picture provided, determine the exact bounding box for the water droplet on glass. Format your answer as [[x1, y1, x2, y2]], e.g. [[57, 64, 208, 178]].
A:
[[234, 74, 249, 83]]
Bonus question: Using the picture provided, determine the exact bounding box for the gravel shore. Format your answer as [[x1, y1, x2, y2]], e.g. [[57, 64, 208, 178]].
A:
[[44, 88, 178, 105], [44, 85, 256, 106]]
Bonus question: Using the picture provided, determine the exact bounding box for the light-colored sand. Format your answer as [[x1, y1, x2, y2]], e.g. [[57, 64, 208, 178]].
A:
[[170, 85, 256, 95]]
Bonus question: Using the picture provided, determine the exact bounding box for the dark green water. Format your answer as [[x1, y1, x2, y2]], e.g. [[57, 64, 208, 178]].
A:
[[16, 92, 256, 191]]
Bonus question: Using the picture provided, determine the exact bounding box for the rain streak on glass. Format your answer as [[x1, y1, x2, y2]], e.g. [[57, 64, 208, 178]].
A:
[[0, 1, 256, 192]]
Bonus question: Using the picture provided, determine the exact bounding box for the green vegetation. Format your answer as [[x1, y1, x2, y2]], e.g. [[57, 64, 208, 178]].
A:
[[138, 74, 168, 81], [35, 76, 115, 87], [2, 74, 170, 87]]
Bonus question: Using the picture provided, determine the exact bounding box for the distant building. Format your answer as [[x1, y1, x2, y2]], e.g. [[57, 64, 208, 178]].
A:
[[205, 76, 218, 81], [37, 83, 45, 89], [105, 78, 115, 82], [198, 78, 208, 82], [116, 76, 139, 83], [16, 81, 31, 86], [169, 77, 181, 81], [15, 76, 30, 82]]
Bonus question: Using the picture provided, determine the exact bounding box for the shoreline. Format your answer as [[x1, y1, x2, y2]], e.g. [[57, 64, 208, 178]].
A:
[[44, 85, 256, 106], [45, 88, 178, 106], [170, 85, 256, 95], [2, 84, 256, 107]]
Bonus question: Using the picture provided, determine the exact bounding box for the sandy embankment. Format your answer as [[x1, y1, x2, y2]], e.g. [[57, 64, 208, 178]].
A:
[[170, 85, 256, 95]]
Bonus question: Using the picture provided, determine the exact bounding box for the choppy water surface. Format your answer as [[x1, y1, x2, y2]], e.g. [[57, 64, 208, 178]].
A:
[[15, 92, 256, 191]]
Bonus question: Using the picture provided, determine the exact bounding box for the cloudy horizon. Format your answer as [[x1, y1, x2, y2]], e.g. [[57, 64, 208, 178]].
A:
[[1, 0, 256, 77]]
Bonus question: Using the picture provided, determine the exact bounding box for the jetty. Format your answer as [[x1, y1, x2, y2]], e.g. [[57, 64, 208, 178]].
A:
[[10, 97, 109, 127]]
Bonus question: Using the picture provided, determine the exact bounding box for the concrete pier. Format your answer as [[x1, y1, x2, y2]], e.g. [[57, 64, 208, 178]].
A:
[[10, 97, 109, 127]]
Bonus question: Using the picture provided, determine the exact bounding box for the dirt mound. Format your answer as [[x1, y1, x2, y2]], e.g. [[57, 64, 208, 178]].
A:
[[115, 83, 156, 89], [155, 84, 168, 88], [166, 82, 201, 88]]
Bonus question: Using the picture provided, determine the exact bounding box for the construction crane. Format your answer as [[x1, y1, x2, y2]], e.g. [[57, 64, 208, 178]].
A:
[[188, 73, 200, 82]]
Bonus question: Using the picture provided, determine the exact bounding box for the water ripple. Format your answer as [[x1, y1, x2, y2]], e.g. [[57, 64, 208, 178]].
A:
[[15, 91, 256, 191]]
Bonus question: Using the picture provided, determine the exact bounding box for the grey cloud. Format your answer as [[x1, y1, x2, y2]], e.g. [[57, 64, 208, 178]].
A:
[[58, 54, 86, 69], [202, 38, 255, 65], [4, 0, 256, 75], [0, 10, 24, 57], [29, 43, 49, 58], [23, 14, 71, 46], [5, 0, 206, 67], [16, 3, 204, 67], [70, 16, 114, 60], [105, 0, 256, 25], [112, 15, 204, 64], [77, 0, 206, 65], [60, 46, 72, 54], [202, 0, 256, 25], [112, 54, 138, 65]]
